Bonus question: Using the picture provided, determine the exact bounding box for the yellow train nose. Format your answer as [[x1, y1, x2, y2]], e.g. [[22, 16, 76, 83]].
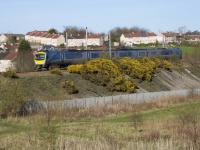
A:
[[34, 60, 45, 65]]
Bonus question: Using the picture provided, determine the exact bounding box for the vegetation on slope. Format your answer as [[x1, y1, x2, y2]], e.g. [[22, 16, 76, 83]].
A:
[[67, 57, 173, 92], [0, 97, 200, 150]]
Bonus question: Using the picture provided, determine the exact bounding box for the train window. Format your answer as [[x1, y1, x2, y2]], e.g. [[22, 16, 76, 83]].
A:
[[91, 53, 100, 58], [119, 52, 132, 57], [150, 51, 157, 56], [161, 50, 173, 55], [65, 52, 82, 59], [112, 52, 115, 57], [139, 52, 146, 57]]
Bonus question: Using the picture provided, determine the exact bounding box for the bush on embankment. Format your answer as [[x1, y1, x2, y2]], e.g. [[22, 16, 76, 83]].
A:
[[67, 57, 173, 92], [67, 59, 136, 93]]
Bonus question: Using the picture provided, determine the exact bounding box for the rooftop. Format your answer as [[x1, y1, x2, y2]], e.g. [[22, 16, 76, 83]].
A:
[[162, 32, 178, 37], [123, 32, 157, 38], [26, 30, 61, 39]]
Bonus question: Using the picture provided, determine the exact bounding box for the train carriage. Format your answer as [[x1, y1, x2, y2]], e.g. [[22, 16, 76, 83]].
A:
[[34, 47, 182, 70]]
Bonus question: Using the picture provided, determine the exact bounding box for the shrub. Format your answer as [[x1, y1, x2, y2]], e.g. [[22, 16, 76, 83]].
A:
[[162, 60, 173, 71], [62, 80, 79, 94], [67, 64, 83, 74], [50, 68, 62, 76], [3, 68, 18, 78], [0, 80, 26, 117], [82, 59, 120, 85], [81, 59, 136, 93], [151, 57, 162, 68], [108, 77, 136, 93], [116, 57, 155, 81]]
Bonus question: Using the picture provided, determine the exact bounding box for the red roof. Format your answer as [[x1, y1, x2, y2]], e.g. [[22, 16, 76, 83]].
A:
[[88, 34, 102, 39], [124, 32, 157, 38], [3, 50, 17, 61], [162, 32, 178, 37], [26, 30, 62, 39]]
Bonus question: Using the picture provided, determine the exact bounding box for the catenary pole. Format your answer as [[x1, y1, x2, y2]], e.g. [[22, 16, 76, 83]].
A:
[[86, 27, 88, 50], [109, 32, 112, 59]]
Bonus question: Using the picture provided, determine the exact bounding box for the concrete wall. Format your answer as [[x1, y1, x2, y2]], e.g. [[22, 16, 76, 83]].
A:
[[40, 89, 200, 110]]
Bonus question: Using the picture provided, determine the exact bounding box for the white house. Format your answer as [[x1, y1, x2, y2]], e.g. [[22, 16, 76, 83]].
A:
[[67, 34, 103, 47], [0, 34, 8, 43], [161, 32, 178, 43], [0, 50, 17, 72], [185, 34, 200, 42], [25, 31, 65, 46], [0, 34, 24, 43], [120, 32, 163, 46]]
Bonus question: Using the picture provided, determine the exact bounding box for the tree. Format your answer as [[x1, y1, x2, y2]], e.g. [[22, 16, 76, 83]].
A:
[[63, 26, 87, 39], [48, 28, 58, 34], [16, 40, 35, 72], [110, 27, 148, 43], [7, 35, 17, 44]]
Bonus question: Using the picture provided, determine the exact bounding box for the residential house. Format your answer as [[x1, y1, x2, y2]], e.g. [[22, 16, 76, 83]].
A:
[[0, 34, 24, 43], [67, 34, 103, 47], [25, 31, 65, 46], [0, 34, 8, 43], [161, 32, 178, 43], [185, 34, 200, 42], [120, 32, 163, 46], [0, 46, 17, 72]]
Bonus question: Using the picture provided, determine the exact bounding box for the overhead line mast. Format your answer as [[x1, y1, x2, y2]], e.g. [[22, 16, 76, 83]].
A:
[[86, 27, 88, 50], [109, 32, 112, 59]]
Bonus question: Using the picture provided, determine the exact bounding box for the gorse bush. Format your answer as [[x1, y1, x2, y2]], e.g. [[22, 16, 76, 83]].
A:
[[67, 64, 83, 74], [50, 68, 62, 75], [115, 57, 156, 81], [81, 59, 121, 86], [3, 68, 18, 78], [162, 60, 173, 71], [67, 59, 136, 93], [67, 58, 173, 92], [62, 80, 79, 94], [115, 57, 173, 81]]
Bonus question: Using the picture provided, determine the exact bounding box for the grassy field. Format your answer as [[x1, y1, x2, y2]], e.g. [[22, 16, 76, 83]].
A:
[[180, 46, 200, 54], [0, 97, 200, 150]]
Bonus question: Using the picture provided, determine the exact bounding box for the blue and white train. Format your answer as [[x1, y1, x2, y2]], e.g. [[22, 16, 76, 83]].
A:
[[34, 47, 182, 69]]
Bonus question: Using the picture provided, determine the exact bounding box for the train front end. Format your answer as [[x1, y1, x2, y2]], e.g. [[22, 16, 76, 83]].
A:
[[34, 51, 47, 70]]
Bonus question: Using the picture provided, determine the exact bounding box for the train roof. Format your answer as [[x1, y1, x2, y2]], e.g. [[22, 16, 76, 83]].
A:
[[39, 47, 181, 53]]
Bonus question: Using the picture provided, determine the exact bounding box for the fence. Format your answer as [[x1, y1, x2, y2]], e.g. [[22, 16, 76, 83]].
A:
[[39, 89, 200, 110]]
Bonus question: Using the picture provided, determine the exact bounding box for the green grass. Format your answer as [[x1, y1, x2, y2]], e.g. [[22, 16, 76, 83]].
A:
[[0, 99, 199, 137], [0, 99, 200, 150], [180, 46, 199, 54]]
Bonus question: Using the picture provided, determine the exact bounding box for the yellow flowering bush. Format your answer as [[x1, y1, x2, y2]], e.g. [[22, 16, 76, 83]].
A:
[[66, 57, 173, 92], [67, 64, 83, 74], [62, 80, 79, 94], [81, 59, 136, 93], [116, 57, 153, 81], [162, 60, 173, 71]]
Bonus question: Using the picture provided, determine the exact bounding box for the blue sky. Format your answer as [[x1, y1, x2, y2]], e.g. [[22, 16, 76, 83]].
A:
[[0, 0, 199, 34]]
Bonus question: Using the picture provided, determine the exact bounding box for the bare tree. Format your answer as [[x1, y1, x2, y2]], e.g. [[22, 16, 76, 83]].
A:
[[110, 26, 148, 42]]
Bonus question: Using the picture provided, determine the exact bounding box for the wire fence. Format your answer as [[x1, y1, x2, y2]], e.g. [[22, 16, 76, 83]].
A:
[[40, 89, 200, 110]]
